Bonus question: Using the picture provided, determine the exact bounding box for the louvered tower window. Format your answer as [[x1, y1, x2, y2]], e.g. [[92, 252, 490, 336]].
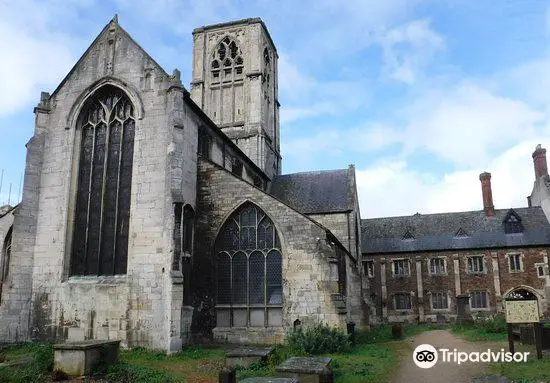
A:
[[215, 203, 282, 328], [211, 37, 244, 82], [71, 86, 135, 276]]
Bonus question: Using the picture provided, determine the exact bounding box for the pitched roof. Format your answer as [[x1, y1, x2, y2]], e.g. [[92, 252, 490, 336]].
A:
[[362, 207, 550, 254], [51, 16, 170, 99], [0, 204, 18, 219], [269, 169, 352, 214]]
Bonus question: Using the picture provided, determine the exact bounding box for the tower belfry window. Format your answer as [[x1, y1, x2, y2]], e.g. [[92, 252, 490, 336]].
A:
[[211, 36, 243, 82]]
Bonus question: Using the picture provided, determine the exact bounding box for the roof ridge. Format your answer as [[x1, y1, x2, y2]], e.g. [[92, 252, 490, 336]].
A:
[[277, 168, 348, 177], [361, 206, 541, 221]]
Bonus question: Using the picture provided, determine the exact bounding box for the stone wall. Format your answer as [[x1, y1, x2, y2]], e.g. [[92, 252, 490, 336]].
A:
[[0, 20, 199, 352], [193, 158, 349, 343], [191, 18, 281, 179], [307, 165, 369, 327], [363, 247, 550, 323]]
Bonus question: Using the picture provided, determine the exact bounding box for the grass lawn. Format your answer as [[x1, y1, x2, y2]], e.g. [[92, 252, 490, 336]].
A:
[[0, 324, 439, 383], [0, 343, 402, 383], [487, 351, 550, 383], [450, 324, 508, 342]]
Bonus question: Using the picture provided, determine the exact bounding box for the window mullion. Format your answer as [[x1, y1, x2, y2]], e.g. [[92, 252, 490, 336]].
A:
[[83, 123, 96, 273], [96, 108, 112, 276], [247, 252, 250, 327], [111, 116, 124, 275], [230, 254, 233, 327], [180, 209, 184, 267], [264, 252, 267, 327]]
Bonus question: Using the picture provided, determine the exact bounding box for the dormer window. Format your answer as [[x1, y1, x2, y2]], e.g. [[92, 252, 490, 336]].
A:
[[504, 209, 523, 234], [454, 228, 468, 238], [403, 230, 415, 241]]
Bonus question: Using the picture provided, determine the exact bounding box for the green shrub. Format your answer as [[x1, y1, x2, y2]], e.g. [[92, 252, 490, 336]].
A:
[[285, 324, 351, 354], [473, 312, 507, 333]]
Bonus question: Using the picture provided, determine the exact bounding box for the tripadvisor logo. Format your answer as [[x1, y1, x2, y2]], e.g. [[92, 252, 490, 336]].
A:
[[413, 344, 530, 369]]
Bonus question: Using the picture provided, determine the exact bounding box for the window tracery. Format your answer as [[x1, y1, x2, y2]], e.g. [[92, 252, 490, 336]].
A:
[[211, 36, 243, 83], [215, 203, 282, 327], [71, 86, 135, 276]]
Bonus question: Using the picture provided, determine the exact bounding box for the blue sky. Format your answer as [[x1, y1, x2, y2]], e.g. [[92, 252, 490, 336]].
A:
[[1, 0, 549, 217]]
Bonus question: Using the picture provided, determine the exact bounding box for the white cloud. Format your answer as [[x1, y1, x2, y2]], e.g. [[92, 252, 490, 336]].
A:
[[357, 140, 550, 218], [400, 82, 545, 167], [380, 19, 444, 84], [283, 79, 545, 167], [0, 1, 93, 118]]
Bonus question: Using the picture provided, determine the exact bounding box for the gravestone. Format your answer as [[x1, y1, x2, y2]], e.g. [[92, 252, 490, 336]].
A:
[[456, 294, 473, 324], [240, 378, 299, 383], [436, 313, 446, 325], [275, 357, 333, 383], [391, 324, 404, 340], [219, 366, 236, 383], [226, 347, 274, 368]]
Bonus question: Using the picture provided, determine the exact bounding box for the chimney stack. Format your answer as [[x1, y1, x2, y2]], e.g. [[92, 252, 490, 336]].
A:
[[532, 144, 548, 179], [479, 172, 495, 217]]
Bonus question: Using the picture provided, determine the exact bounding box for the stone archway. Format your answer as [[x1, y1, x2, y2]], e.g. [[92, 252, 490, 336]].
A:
[[504, 285, 546, 320], [505, 287, 538, 301]]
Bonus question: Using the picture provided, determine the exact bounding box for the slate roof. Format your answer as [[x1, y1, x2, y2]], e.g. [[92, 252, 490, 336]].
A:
[[0, 204, 18, 220], [362, 207, 550, 254], [269, 169, 351, 214]]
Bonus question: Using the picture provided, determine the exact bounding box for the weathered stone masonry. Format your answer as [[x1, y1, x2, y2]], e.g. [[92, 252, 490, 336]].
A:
[[193, 158, 356, 343]]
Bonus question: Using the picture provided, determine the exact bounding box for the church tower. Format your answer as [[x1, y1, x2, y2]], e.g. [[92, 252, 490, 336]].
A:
[[191, 18, 281, 180]]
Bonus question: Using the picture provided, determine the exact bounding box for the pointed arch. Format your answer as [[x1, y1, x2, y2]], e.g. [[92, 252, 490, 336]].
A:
[[69, 84, 135, 276], [66, 76, 144, 130], [1, 226, 12, 282], [210, 35, 244, 83], [214, 202, 283, 328], [503, 285, 543, 301]]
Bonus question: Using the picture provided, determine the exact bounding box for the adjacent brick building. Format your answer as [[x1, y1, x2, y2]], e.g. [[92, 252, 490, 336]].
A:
[[362, 150, 550, 324]]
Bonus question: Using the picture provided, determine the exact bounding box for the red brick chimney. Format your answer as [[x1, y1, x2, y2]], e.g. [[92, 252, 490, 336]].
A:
[[532, 144, 548, 179], [479, 172, 495, 217]]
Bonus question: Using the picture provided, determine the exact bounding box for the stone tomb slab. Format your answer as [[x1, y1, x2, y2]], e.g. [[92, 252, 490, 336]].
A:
[[225, 347, 275, 368], [240, 378, 299, 383], [275, 357, 333, 383], [54, 340, 120, 377]]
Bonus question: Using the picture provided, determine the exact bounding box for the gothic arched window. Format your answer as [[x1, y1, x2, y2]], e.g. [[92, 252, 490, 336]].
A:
[[1, 227, 12, 282], [211, 37, 244, 83], [71, 86, 135, 276], [215, 203, 282, 328]]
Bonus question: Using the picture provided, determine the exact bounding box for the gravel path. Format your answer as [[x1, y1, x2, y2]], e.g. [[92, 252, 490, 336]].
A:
[[393, 330, 511, 383]]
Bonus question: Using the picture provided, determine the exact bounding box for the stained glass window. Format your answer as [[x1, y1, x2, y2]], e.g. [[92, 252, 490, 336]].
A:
[[71, 86, 134, 276], [215, 203, 282, 327]]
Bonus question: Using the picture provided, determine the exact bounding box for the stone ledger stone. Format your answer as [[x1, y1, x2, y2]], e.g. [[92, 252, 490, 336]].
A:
[[275, 357, 333, 383], [226, 347, 274, 368], [240, 378, 299, 383]]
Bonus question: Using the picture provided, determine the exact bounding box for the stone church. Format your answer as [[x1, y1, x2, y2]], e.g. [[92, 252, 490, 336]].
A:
[[0, 17, 367, 352]]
